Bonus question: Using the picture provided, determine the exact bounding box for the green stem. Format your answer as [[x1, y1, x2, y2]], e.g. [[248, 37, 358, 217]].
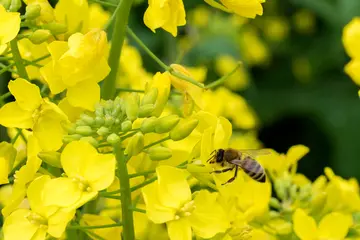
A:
[[11, 129, 23, 144], [8, 157, 26, 177], [0, 62, 17, 74], [169, 68, 205, 88], [114, 144, 135, 240], [0, 92, 11, 106], [130, 207, 146, 213], [101, 0, 134, 100], [68, 223, 122, 230], [143, 136, 171, 150], [116, 88, 145, 93], [104, 0, 122, 31], [89, 0, 117, 7], [205, 62, 242, 89], [130, 176, 157, 192], [10, 40, 29, 79]]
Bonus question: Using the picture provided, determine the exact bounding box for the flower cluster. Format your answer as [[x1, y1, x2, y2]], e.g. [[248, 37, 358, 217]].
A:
[[0, 0, 359, 240]]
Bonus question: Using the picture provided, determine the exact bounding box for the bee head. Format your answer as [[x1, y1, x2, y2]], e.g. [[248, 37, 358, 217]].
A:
[[216, 149, 225, 163]]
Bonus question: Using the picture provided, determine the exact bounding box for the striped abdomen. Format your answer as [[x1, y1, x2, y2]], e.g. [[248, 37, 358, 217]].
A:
[[239, 157, 266, 183]]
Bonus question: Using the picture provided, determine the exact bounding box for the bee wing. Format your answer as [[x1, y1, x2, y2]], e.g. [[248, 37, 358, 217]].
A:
[[238, 149, 272, 158], [228, 158, 242, 166]]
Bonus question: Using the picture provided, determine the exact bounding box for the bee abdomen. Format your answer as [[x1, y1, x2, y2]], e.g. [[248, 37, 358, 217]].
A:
[[241, 158, 266, 183]]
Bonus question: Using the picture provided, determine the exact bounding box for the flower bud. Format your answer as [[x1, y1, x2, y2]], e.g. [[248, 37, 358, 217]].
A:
[[25, 4, 41, 19], [125, 132, 144, 157], [75, 126, 93, 136], [121, 120, 132, 132], [140, 117, 157, 133], [125, 93, 139, 121], [107, 133, 120, 144], [38, 151, 61, 168], [95, 105, 104, 118], [61, 122, 76, 134], [141, 88, 158, 105], [29, 29, 51, 44], [155, 115, 180, 134], [97, 126, 110, 136], [94, 116, 105, 127], [267, 218, 292, 235], [104, 115, 115, 127], [148, 146, 172, 161], [80, 137, 99, 148], [42, 22, 68, 35], [9, 0, 21, 12], [274, 179, 287, 200], [289, 184, 298, 200], [170, 119, 199, 141], [138, 104, 155, 118], [80, 114, 95, 126], [269, 197, 281, 209], [63, 134, 82, 143]]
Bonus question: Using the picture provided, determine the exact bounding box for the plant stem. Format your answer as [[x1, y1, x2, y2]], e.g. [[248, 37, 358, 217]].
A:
[[10, 40, 28, 79], [101, 0, 134, 100], [89, 0, 117, 7], [205, 62, 242, 89], [114, 144, 135, 240], [130, 176, 157, 192], [143, 136, 171, 150], [68, 223, 122, 230], [116, 88, 145, 93]]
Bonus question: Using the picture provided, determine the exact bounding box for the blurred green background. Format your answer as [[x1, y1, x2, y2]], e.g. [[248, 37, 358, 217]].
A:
[[1, 0, 360, 180]]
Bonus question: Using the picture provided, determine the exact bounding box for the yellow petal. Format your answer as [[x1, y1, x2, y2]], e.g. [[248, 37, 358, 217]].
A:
[[61, 140, 98, 178], [189, 190, 230, 238], [0, 102, 34, 128], [213, 116, 232, 149], [345, 59, 360, 86], [286, 144, 309, 165], [54, 0, 89, 34], [142, 182, 176, 223], [88, 3, 110, 29], [42, 177, 82, 207], [58, 97, 84, 122], [81, 214, 122, 239], [0, 6, 21, 45], [167, 218, 192, 240], [67, 80, 100, 111], [292, 209, 317, 240], [149, 72, 171, 117], [40, 62, 67, 94], [343, 17, 360, 58], [83, 153, 116, 191], [318, 212, 352, 239], [47, 209, 76, 238], [156, 165, 191, 209], [3, 209, 38, 240], [220, 0, 263, 18], [143, 4, 169, 33], [66, 191, 97, 210], [30, 228, 47, 240], [0, 157, 10, 184], [8, 78, 42, 111]]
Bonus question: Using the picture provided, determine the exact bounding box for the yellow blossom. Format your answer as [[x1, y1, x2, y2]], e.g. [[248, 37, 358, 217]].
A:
[[293, 208, 352, 240], [216, 0, 265, 18], [54, 0, 89, 34], [146, 72, 171, 117], [345, 59, 360, 86], [81, 214, 122, 239], [343, 17, 360, 59], [0, 78, 68, 151], [88, 3, 110, 29], [3, 175, 75, 240], [142, 165, 230, 240], [40, 29, 110, 110], [42, 140, 115, 210], [0, 4, 20, 48], [144, 0, 186, 37], [25, 0, 55, 24], [0, 142, 17, 185]]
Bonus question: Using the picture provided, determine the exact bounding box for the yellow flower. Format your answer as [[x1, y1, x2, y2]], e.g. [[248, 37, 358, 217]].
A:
[[88, 3, 110, 29], [81, 214, 122, 239], [343, 17, 360, 59], [3, 175, 75, 240], [0, 4, 20, 48], [219, 0, 264, 18], [40, 29, 110, 110], [42, 140, 115, 210], [25, 0, 55, 24], [0, 78, 68, 151], [293, 208, 352, 240], [239, 27, 269, 66], [345, 59, 360, 86], [142, 166, 230, 240], [146, 72, 172, 117], [0, 142, 17, 184], [144, 0, 186, 37], [54, 0, 89, 34], [215, 55, 249, 91], [2, 135, 42, 217]]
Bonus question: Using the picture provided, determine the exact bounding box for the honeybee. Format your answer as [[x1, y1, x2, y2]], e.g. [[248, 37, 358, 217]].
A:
[[207, 148, 270, 185]]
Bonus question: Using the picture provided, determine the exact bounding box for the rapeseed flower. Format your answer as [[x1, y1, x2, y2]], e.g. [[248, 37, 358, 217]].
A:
[[0, 4, 21, 49], [142, 165, 230, 239], [0, 142, 16, 185], [206, 0, 265, 18], [0, 78, 68, 151]]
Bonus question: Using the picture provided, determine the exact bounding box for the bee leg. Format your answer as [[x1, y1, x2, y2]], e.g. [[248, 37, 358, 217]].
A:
[[210, 167, 234, 174], [222, 166, 238, 185]]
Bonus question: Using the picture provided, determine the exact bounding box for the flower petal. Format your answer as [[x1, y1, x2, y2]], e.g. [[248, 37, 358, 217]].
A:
[[40, 62, 67, 94], [167, 218, 192, 240], [0, 6, 20, 44], [156, 165, 191, 209], [48, 209, 76, 238], [3, 209, 38, 240], [189, 190, 230, 238], [61, 140, 98, 178], [286, 145, 309, 165], [8, 78, 42, 111], [292, 209, 317, 240], [42, 177, 82, 207], [67, 80, 100, 111], [0, 102, 33, 128], [318, 212, 352, 239], [80, 214, 122, 239]]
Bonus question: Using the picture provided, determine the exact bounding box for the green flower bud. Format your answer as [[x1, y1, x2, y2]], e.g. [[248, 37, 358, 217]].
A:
[[94, 117, 105, 127], [61, 122, 76, 134], [107, 133, 120, 144], [274, 179, 287, 200], [148, 146, 172, 161], [9, 0, 21, 12], [76, 119, 86, 126], [267, 218, 292, 235], [42, 22, 68, 35], [125, 132, 144, 157], [125, 93, 140, 121], [104, 116, 115, 127], [140, 117, 157, 133], [97, 126, 110, 136], [80, 114, 95, 126], [63, 134, 82, 143], [138, 104, 155, 118], [95, 105, 104, 117], [0, 0, 11, 9], [29, 29, 51, 44], [299, 184, 312, 201], [170, 119, 199, 141], [141, 88, 158, 105], [75, 126, 93, 136], [38, 151, 61, 168], [155, 115, 180, 134], [121, 120, 132, 132], [289, 184, 298, 200], [269, 197, 281, 209], [80, 137, 99, 148], [25, 4, 41, 20]]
